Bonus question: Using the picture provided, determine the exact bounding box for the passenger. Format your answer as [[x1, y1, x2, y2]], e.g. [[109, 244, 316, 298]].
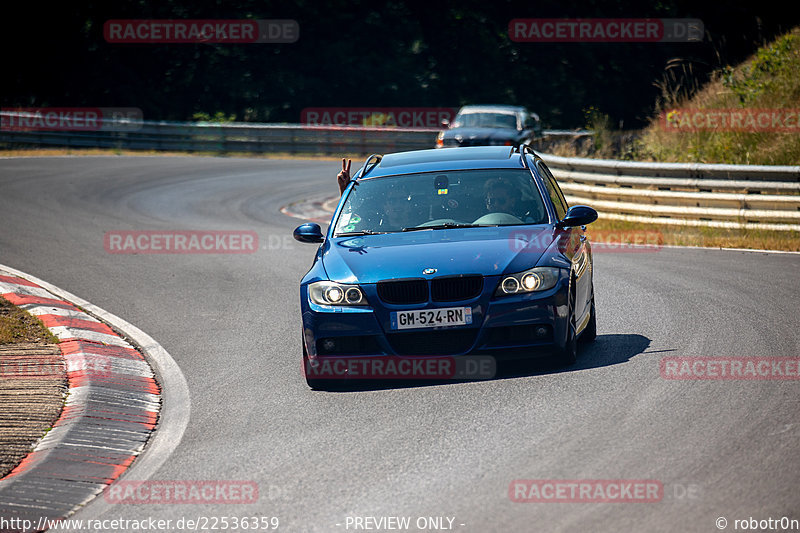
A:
[[337, 158, 411, 230], [378, 185, 412, 230]]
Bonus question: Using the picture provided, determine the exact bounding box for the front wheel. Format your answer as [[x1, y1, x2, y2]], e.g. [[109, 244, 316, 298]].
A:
[[556, 278, 578, 366], [581, 290, 597, 343]]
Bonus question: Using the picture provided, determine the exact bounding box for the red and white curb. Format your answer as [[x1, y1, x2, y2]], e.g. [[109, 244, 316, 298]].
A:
[[0, 267, 188, 531]]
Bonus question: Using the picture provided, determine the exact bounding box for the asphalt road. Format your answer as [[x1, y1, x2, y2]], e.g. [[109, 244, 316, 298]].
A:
[[1, 156, 798, 532]]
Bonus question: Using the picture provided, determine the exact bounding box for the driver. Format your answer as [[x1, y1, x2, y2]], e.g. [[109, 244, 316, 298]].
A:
[[483, 177, 544, 223], [484, 177, 517, 214]]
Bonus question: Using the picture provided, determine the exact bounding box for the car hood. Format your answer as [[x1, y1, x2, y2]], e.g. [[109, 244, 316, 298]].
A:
[[442, 127, 519, 141], [321, 226, 554, 284]]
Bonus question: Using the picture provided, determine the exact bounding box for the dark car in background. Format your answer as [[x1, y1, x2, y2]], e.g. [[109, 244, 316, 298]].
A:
[[436, 105, 542, 149]]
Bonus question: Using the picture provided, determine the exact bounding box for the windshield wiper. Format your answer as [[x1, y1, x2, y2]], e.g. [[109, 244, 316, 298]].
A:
[[335, 230, 390, 237], [402, 223, 479, 232]]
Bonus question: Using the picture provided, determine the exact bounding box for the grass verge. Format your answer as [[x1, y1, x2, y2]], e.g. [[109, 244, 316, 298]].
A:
[[0, 296, 60, 345], [547, 26, 800, 165], [587, 218, 800, 252], [639, 27, 800, 165], [0, 296, 65, 481]]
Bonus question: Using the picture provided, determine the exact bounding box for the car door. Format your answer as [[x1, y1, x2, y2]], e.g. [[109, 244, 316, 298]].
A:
[[537, 161, 592, 327]]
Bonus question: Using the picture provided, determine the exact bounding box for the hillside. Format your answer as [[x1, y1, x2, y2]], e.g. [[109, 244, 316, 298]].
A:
[[639, 26, 800, 165]]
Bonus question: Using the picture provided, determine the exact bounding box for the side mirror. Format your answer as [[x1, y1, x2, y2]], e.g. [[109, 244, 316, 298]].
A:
[[557, 205, 598, 228], [293, 223, 324, 243], [440, 119, 450, 129]]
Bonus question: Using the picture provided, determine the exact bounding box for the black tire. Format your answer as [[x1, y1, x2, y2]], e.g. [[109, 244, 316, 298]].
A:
[[557, 277, 578, 366], [305, 378, 332, 390], [581, 290, 597, 343], [304, 371, 328, 390]]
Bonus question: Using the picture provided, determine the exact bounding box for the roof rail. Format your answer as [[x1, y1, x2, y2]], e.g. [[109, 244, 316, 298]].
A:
[[516, 144, 537, 169], [357, 154, 383, 179]]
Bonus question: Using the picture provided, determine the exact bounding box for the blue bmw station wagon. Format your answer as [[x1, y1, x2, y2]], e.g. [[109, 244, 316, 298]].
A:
[[294, 146, 598, 388]]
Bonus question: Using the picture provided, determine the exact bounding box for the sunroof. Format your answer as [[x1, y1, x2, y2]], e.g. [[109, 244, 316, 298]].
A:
[[379, 146, 514, 168]]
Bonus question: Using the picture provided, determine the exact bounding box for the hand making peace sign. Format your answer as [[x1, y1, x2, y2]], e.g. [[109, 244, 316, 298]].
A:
[[337, 158, 352, 195]]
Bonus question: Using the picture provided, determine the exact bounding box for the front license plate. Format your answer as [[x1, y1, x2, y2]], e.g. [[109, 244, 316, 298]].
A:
[[391, 307, 473, 330]]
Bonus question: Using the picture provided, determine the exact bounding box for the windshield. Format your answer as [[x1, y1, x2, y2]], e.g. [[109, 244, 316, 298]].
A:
[[334, 169, 548, 235], [452, 112, 519, 129]]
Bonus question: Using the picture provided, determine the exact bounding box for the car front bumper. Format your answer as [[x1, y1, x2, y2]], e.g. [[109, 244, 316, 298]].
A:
[[300, 275, 571, 364]]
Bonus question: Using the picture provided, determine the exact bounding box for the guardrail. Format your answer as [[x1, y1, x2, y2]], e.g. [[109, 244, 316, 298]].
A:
[[541, 153, 800, 182], [540, 154, 800, 231], [0, 114, 438, 155], [2, 112, 796, 231], [0, 112, 587, 155]]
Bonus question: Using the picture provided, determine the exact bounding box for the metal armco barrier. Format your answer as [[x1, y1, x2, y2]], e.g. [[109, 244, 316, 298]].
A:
[[0, 113, 588, 155], [2, 112, 796, 231], [540, 153, 800, 182], [0, 115, 438, 155], [539, 154, 800, 231]]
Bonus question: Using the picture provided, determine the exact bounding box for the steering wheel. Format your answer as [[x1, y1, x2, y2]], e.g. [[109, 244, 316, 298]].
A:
[[472, 213, 524, 225]]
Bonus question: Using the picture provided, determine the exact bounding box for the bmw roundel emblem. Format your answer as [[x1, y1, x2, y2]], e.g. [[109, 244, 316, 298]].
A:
[[423, 268, 437, 275]]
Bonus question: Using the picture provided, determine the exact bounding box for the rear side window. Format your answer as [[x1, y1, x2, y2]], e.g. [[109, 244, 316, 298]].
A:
[[537, 162, 568, 220]]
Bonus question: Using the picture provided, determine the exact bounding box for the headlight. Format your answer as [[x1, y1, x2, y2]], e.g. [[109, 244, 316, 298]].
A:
[[309, 281, 368, 306], [495, 267, 562, 296]]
